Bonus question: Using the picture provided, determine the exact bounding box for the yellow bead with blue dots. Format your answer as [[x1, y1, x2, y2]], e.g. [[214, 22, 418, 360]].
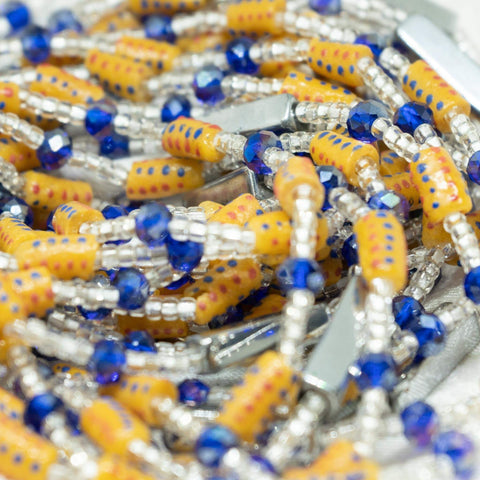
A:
[[244, 294, 286, 321], [95, 453, 156, 480], [128, 0, 208, 15], [52, 363, 89, 378], [380, 150, 408, 176], [199, 200, 222, 219], [216, 350, 300, 443], [117, 315, 190, 340], [353, 210, 408, 292], [0, 136, 40, 172], [208, 193, 263, 226], [402, 60, 471, 133], [410, 146, 472, 224], [0, 387, 24, 422], [88, 10, 141, 34], [0, 217, 38, 254], [52, 201, 104, 235], [383, 172, 421, 211], [307, 41, 373, 88], [422, 213, 452, 249], [0, 82, 22, 116], [321, 255, 343, 287]]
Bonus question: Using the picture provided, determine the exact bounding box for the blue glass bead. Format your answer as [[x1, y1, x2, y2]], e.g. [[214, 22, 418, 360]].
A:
[[341, 234, 358, 267], [392, 295, 424, 329], [47, 9, 83, 34], [78, 306, 112, 320], [21, 26, 51, 64], [276, 258, 324, 294], [464, 265, 480, 304], [401, 401, 439, 448], [367, 190, 410, 221], [433, 431, 475, 479], [112, 268, 150, 310], [161, 94, 191, 122], [179, 379, 210, 406], [193, 65, 225, 105], [24, 393, 63, 433], [354, 33, 387, 60], [347, 100, 390, 143], [408, 312, 446, 360], [99, 133, 129, 159], [353, 352, 398, 391], [66, 409, 81, 435], [88, 339, 126, 384], [102, 204, 128, 220], [195, 425, 239, 467], [0, 196, 33, 226], [316, 165, 348, 210], [251, 455, 276, 473], [165, 274, 194, 290], [166, 236, 204, 273], [145, 15, 176, 43], [308, 0, 341, 14], [393, 102, 434, 136], [226, 37, 258, 74], [124, 330, 157, 353], [135, 202, 172, 247], [2, 1, 30, 32], [466, 151, 480, 185], [85, 100, 117, 140], [46, 208, 56, 231], [36, 128, 72, 170], [243, 130, 281, 175]]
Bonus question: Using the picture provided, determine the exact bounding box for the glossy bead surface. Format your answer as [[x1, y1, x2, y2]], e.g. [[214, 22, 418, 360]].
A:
[[36, 128, 72, 170], [135, 202, 172, 247], [433, 431, 475, 479], [85, 100, 117, 140], [161, 94, 191, 122], [393, 295, 424, 329], [353, 352, 398, 392], [193, 65, 225, 105], [47, 9, 83, 34], [124, 330, 157, 353], [464, 266, 480, 304], [166, 236, 204, 272], [102, 205, 128, 220], [341, 234, 358, 267], [408, 312, 446, 360], [401, 401, 439, 448], [316, 166, 348, 210], [393, 102, 434, 136], [466, 151, 480, 185], [347, 100, 390, 143], [88, 339, 126, 384], [21, 26, 51, 64], [309, 0, 341, 14], [226, 37, 258, 74], [78, 306, 112, 320], [179, 379, 210, 406], [99, 133, 129, 159], [24, 393, 63, 433], [145, 15, 176, 43], [276, 258, 324, 294], [2, 1, 30, 32], [195, 425, 239, 467], [0, 196, 33, 226], [112, 268, 150, 310], [354, 33, 387, 60], [367, 190, 410, 221], [243, 130, 281, 175]]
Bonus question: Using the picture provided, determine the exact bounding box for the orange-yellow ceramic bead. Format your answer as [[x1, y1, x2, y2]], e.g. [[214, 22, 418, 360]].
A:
[[85, 49, 154, 102], [128, 0, 208, 14], [0, 387, 24, 421], [209, 193, 263, 226], [117, 315, 190, 339], [185, 258, 263, 325], [383, 172, 421, 211], [14, 235, 99, 281], [199, 200, 222, 219], [95, 454, 155, 480], [410, 146, 472, 224], [273, 156, 325, 216], [101, 375, 177, 427], [0, 282, 25, 336], [226, 0, 286, 36], [0, 82, 22, 115], [307, 40, 373, 87], [126, 158, 204, 200], [244, 294, 286, 321], [29, 65, 105, 105], [260, 61, 299, 78], [380, 150, 408, 176], [0, 412, 58, 480], [52, 363, 89, 378], [422, 213, 451, 249], [176, 32, 231, 53], [402, 60, 471, 132], [310, 130, 379, 186], [280, 70, 357, 103], [321, 255, 343, 287], [88, 10, 141, 34], [80, 397, 151, 456], [52, 201, 104, 235], [284, 440, 378, 480], [0, 136, 39, 171], [216, 350, 300, 442], [0, 217, 37, 254], [162, 118, 224, 162], [353, 210, 407, 292]]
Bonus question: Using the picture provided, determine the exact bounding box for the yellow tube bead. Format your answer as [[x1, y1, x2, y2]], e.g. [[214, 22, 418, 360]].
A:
[[353, 210, 408, 292], [85, 49, 154, 102], [0, 217, 37, 254], [216, 350, 300, 443], [0, 282, 25, 337], [101, 374, 177, 427], [0, 387, 24, 421], [128, 0, 208, 15], [422, 213, 452, 249], [280, 70, 357, 103], [14, 235, 99, 281], [117, 315, 190, 339], [80, 397, 151, 456], [383, 172, 422, 211], [208, 193, 263, 226], [259, 61, 299, 78], [52, 363, 89, 378], [0, 136, 39, 171], [162, 118, 224, 162], [22, 171, 94, 212], [0, 82, 22, 115], [95, 454, 156, 480], [126, 158, 204, 200], [321, 255, 343, 287], [244, 294, 286, 321], [310, 130, 379, 187], [273, 156, 325, 216], [0, 412, 58, 480], [402, 60, 471, 132], [177, 32, 231, 53], [410, 146, 472, 224], [115, 37, 181, 73], [52, 201, 104, 235], [185, 258, 263, 325], [379, 150, 408, 176], [88, 10, 141, 34], [199, 200, 222, 219], [307, 40, 373, 87]]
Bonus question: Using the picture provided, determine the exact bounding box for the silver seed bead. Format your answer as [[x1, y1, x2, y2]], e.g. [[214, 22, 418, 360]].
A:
[[220, 74, 283, 98], [0, 157, 25, 197], [97, 243, 168, 269], [280, 131, 315, 153], [213, 132, 246, 161], [0, 111, 44, 148], [329, 188, 370, 224], [378, 47, 411, 80], [51, 280, 120, 309], [115, 296, 196, 322], [79, 215, 136, 241], [249, 37, 310, 65], [173, 50, 228, 72], [295, 101, 351, 126], [372, 117, 420, 160], [355, 156, 386, 197], [448, 113, 480, 155], [263, 148, 294, 172], [113, 113, 165, 140]]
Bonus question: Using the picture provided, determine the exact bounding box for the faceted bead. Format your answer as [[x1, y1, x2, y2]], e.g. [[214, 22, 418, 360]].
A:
[[47, 9, 83, 34], [393, 295, 424, 329], [367, 190, 410, 221], [2, 1, 30, 32], [193, 65, 225, 105], [341, 234, 358, 267], [433, 431, 475, 479], [401, 401, 439, 448], [466, 151, 480, 185], [226, 37, 258, 74], [353, 352, 398, 391], [166, 236, 204, 273], [393, 102, 434, 136], [99, 133, 129, 159], [161, 94, 191, 123], [408, 312, 446, 360], [0, 196, 33, 226], [24, 393, 63, 433], [46, 208, 56, 231], [124, 330, 157, 353], [276, 258, 325, 294], [21, 26, 51, 64], [135, 202, 172, 247], [316, 165, 348, 210], [85, 100, 117, 140], [354, 33, 387, 60], [112, 268, 150, 310], [243, 130, 281, 175], [145, 15, 176, 43], [347, 100, 390, 143], [102, 204, 128, 220], [88, 339, 126, 384], [195, 425, 239, 467], [36, 128, 72, 170], [464, 266, 480, 304], [78, 306, 112, 320], [179, 379, 210, 406]]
